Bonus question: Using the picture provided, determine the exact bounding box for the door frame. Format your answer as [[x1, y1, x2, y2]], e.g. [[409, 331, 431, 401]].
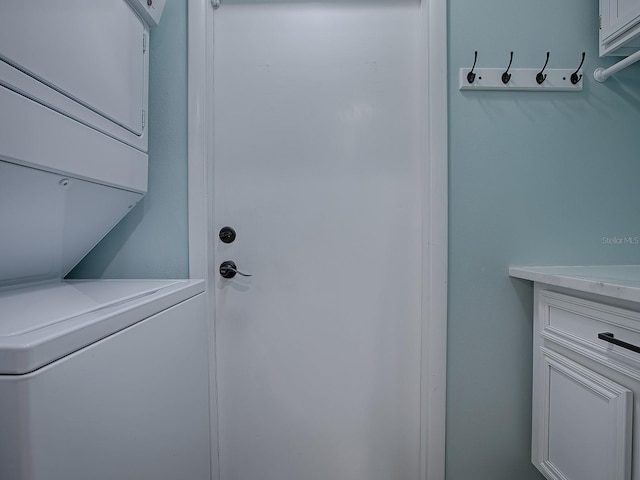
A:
[[187, 1, 448, 479]]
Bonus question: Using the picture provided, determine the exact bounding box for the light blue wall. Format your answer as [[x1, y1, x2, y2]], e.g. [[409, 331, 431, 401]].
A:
[[69, 0, 189, 279], [448, 1, 640, 479]]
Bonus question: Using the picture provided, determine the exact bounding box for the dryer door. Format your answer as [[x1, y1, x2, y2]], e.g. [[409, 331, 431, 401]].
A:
[[0, 0, 145, 136]]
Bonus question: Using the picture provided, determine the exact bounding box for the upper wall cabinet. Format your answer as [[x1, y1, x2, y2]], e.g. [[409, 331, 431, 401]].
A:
[[0, 0, 150, 151], [601, 0, 640, 55]]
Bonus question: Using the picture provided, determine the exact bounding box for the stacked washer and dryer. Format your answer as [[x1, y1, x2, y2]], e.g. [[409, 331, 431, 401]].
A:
[[0, 2, 211, 479]]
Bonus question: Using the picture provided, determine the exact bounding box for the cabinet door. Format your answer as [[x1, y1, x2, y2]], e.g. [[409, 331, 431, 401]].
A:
[[0, 0, 145, 136], [535, 348, 632, 480], [601, 0, 640, 44]]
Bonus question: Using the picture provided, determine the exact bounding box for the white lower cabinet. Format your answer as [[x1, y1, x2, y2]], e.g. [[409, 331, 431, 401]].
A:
[[532, 287, 640, 480]]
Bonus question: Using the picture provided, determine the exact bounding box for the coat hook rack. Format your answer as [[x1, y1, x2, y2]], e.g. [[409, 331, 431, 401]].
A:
[[459, 50, 583, 92]]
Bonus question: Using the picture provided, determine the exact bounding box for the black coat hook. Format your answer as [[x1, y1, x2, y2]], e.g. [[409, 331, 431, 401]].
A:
[[536, 52, 550, 84], [502, 51, 514, 84], [571, 52, 586, 85], [467, 51, 478, 84]]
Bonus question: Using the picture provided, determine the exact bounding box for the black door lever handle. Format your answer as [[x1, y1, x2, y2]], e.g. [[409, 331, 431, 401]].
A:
[[220, 260, 252, 279]]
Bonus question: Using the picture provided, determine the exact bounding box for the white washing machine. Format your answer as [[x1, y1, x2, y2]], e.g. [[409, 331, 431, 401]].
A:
[[0, 279, 211, 480], [0, 1, 212, 478]]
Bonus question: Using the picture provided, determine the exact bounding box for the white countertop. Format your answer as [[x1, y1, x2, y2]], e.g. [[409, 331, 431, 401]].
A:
[[509, 265, 640, 303]]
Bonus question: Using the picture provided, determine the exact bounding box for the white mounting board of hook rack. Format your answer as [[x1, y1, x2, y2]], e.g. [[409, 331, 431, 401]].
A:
[[459, 68, 583, 91]]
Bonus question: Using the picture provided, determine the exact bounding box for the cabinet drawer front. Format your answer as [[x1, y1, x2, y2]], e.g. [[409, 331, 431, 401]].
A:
[[540, 291, 640, 370]]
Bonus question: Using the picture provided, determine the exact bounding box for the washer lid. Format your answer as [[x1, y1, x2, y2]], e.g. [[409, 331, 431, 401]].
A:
[[0, 279, 205, 375]]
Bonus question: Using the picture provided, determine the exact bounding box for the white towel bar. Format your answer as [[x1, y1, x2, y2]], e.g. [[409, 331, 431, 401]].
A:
[[594, 49, 640, 82]]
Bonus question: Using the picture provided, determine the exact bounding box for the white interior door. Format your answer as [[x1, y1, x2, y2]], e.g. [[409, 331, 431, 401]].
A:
[[213, 2, 424, 479]]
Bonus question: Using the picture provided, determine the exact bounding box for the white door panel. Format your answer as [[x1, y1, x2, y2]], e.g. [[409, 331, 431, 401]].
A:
[[214, 3, 423, 479]]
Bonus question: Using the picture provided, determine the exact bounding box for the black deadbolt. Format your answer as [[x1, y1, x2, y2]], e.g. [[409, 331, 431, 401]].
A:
[[219, 226, 236, 244]]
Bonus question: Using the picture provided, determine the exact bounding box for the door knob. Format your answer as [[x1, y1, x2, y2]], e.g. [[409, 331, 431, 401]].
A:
[[219, 261, 252, 279]]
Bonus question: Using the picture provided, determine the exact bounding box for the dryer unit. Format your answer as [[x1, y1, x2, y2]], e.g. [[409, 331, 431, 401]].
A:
[[0, 2, 212, 479], [0, 0, 154, 288]]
